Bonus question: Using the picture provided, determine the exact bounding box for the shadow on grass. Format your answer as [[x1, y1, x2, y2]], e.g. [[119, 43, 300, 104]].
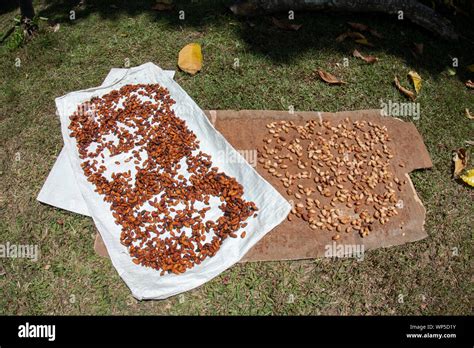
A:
[[2, 0, 474, 81]]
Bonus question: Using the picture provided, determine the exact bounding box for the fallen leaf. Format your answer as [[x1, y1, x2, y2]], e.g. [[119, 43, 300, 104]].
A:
[[336, 31, 366, 42], [352, 49, 378, 63], [152, 0, 173, 11], [336, 32, 349, 42], [52, 23, 60, 32], [465, 140, 474, 146], [152, 3, 173, 10], [347, 22, 368, 31], [347, 22, 383, 38], [460, 168, 474, 187], [447, 68, 456, 76], [466, 108, 474, 120], [355, 38, 374, 47], [408, 70, 422, 94], [272, 17, 302, 31], [394, 76, 416, 101], [452, 148, 468, 177], [44, 264, 51, 270], [348, 32, 366, 40], [466, 80, 474, 89], [352, 49, 363, 58], [178, 43, 202, 75], [317, 69, 347, 85], [467, 64, 474, 72], [336, 32, 347, 42]]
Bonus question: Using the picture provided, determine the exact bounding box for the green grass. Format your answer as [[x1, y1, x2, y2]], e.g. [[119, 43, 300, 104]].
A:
[[0, 0, 473, 315]]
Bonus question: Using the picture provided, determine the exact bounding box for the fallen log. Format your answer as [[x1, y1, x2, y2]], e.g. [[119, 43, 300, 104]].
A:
[[230, 0, 458, 40]]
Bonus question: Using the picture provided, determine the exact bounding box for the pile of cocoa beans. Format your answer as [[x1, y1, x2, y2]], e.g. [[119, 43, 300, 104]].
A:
[[69, 84, 258, 275]]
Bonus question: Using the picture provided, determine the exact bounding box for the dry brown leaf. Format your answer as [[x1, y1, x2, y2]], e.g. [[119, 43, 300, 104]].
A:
[[465, 108, 474, 120], [348, 22, 369, 31], [152, 4, 173, 10], [452, 148, 468, 177], [272, 17, 302, 31], [352, 49, 378, 63], [394, 76, 416, 101], [336, 31, 366, 42], [352, 49, 363, 58], [336, 32, 349, 42], [347, 22, 382, 39], [152, 0, 173, 11], [466, 80, 474, 89], [317, 70, 347, 85], [178, 43, 202, 75]]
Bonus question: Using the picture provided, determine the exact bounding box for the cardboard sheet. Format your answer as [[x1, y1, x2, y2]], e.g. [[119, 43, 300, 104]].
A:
[[95, 109, 432, 261]]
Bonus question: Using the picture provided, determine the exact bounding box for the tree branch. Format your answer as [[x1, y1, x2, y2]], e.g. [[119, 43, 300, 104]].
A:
[[230, 0, 458, 40]]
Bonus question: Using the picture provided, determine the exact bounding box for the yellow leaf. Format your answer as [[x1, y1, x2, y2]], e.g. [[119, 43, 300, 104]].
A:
[[460, 169, 474, 187], [452, 148, 468, 177], [355, 38, 374, 47], [178, 43, 202, 75], [447, 68, 456, 76], [408, 70, 422, 94]]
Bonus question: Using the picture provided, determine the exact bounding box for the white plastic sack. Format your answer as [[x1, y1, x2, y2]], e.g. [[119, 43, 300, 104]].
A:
[[37, 68, 176, 216], [43, 62, 291, 299]]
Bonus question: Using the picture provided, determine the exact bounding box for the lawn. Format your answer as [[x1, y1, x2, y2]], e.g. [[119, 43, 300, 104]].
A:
[[0, 0, 472, 315]]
